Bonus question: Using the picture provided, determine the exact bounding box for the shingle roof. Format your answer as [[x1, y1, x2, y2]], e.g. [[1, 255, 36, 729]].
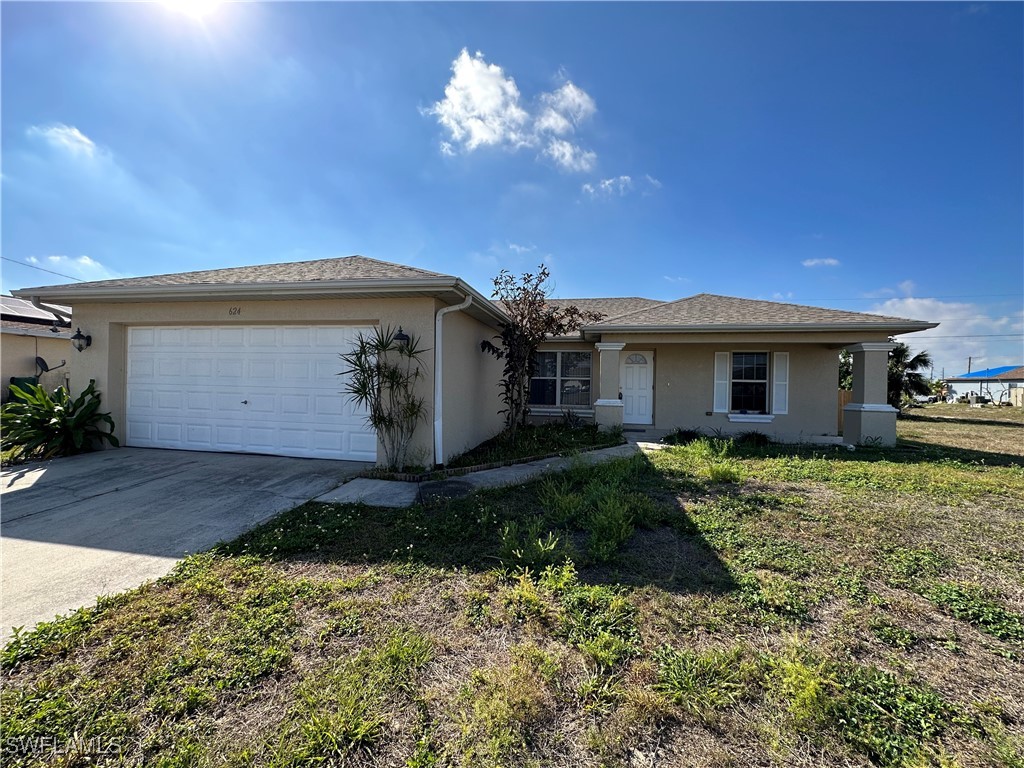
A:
[[19, 255, 452, 292], [544, 297, 664, 321], [947, 365, 1024, 381], [586, 293, 933, 330]]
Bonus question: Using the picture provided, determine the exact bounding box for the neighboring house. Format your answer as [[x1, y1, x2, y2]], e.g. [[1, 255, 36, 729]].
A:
[[12, 255, 936, 464], [945, 366, 1024, 405], [1, 295, 72, 402]]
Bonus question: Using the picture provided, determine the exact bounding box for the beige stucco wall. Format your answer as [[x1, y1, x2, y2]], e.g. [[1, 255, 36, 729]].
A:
[[68, 297, 440, 462], [643, 343, 839, 438], [439, 306, 505, 462], [1, 332, 72, 402], [533, 338, 842, 439]]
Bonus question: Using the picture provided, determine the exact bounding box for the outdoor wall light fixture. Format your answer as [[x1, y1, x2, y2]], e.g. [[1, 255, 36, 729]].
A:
[[394, 327, 410, 348], [71, 328, 92, 352]]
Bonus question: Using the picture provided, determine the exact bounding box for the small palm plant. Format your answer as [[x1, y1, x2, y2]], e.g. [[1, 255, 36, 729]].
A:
[[340, 326, 428, 470], [1, 379, 119, 459]]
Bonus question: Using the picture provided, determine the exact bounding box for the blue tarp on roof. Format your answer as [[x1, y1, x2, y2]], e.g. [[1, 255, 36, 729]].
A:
[[949, 365, 1020, 380]]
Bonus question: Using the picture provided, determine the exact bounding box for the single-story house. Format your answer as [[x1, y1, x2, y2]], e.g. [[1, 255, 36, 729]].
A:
[[945, 365, 1024, 405], [1, 295, 72, 402], [12, 255, 937, 464]]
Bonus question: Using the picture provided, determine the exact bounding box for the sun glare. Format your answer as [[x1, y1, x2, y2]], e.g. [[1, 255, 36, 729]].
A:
[[162, 0, 222, 22]]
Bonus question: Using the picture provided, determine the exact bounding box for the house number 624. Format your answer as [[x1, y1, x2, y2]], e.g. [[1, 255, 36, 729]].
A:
[[228, 306, 242, 316]]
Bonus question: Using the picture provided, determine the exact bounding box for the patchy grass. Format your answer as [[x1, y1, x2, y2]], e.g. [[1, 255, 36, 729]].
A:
[[3, 417, 1023, 767]]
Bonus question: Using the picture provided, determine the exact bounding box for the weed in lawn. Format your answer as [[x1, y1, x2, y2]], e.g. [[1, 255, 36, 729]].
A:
[[463, 590, 492, 628], [499, 521, 565, 570], [260, 627, 432, 764], [768, 643, 961, 767], [540, 563, 639, 668], [501, 571, 551, 625], [880, 546, 951, 588], [654, 645, 753, 721], [925, 582, 1024, 642], [738, 572, 811, 621], [870, 620, 919, 650], [450, 643, 554, 768], [587, 494, 634, 563]]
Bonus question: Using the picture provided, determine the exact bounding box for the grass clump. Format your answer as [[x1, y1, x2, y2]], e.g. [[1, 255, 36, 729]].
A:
[[446, 422, 623, 469], [451, 644, 555, 768], [662, 427, 704, 445], [654, 646, 753, 721], [540, 563, 639, 668]]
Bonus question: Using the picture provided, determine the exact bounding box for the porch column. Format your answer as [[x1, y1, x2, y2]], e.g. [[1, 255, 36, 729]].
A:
[[594, 342, 625, 431], [843, 341, 898, 446]]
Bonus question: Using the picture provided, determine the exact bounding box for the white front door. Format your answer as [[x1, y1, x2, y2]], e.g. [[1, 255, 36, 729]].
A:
[[126, 325, 377, 461], [620, 351, 654, 425]]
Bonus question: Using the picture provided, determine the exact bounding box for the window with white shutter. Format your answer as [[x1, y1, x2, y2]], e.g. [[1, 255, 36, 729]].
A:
[[713, 352, 730, 413], [772, 352, 789, 415]]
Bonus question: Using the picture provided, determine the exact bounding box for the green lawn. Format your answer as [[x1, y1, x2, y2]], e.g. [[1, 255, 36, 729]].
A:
[[2, 418, 1023, 767]]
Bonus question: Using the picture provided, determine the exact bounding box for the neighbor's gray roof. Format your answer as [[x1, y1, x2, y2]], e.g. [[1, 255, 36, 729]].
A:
[[0, 295, 71, 322], [1, 319, 72, 338], [585, 293, 936, 332], [17, 255, 452, 292]]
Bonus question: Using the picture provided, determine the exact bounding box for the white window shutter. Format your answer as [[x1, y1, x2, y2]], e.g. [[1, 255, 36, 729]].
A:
[[773, 352, 789, 415], [713, 352, 730, 413]]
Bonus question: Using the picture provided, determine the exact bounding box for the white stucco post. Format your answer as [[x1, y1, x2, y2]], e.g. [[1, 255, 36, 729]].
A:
[[594, 342, 625, 431], [843, 341, 898, 446]]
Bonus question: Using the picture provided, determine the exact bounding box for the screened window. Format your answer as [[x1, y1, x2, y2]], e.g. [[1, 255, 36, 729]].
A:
[[731, 352, 768, 413], [529, 351, 593, 408]]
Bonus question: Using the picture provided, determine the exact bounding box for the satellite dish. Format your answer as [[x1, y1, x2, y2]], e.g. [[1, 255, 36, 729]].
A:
[[35, 357, 66, 375]]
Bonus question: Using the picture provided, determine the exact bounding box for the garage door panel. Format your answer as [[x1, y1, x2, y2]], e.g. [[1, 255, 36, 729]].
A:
[[127, 325, 376, 461]]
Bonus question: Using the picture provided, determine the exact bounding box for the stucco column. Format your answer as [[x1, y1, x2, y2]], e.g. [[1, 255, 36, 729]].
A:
[[594, 342, 625, 431], [843, 341, 898, 446]]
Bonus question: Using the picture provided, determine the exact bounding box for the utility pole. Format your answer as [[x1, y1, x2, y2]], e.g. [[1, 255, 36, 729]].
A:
[[967, 356, 972, 374]]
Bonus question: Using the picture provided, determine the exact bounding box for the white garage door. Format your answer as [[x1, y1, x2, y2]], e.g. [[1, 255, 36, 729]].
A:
[[126, 325, 376, 461]]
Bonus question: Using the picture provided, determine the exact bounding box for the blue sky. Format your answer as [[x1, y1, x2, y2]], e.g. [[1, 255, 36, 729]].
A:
[[2, 1, 1021, 377]]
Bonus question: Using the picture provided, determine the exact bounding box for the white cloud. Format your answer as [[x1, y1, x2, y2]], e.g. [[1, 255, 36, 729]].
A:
[[536, 82, 596, 135], [26, 256, 39, 264], [801, 258, 840, 268], [582, 175, 632, 198], [772, 291, 795, 301], [27, 124, 97, 158], [507, 242, 535, 254], [645, 174, 663, 189], [43, 255, 121, 282], [870, 295, 1023, 379], [663, 275, 691, 284], [546, 139, 596, 173], [427, 49, 531, 152], [428, 48, 597, 173]]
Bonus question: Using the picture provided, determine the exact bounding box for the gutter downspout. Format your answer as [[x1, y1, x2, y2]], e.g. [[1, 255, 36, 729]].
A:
[[30, 297, 72, 324], [434, 293, 473, 467]]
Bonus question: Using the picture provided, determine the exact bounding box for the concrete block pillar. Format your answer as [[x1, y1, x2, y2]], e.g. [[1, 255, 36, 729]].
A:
[[594, 342, 625, 431], [843, 341, 898, 446]]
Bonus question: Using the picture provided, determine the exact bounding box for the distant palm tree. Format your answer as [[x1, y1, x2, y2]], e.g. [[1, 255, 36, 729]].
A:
[[888, 342, 934, 409]]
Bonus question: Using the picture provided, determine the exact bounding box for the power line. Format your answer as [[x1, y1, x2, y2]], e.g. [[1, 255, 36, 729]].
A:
[[1, 256, 84, 283]]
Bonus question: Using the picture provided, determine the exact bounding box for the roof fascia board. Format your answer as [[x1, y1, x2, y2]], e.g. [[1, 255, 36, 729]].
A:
[[583, 322, 938, 334]]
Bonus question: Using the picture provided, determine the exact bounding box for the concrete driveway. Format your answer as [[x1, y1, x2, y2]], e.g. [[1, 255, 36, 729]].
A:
[[1, 448, 368, 641]]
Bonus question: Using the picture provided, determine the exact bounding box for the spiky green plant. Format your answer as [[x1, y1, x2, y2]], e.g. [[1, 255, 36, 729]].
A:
[[339, 326, 428, 470]]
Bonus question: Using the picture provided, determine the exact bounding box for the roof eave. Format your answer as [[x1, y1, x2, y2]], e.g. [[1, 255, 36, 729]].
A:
[[14, 277, 509, 328], [582, 321, 939, 334]]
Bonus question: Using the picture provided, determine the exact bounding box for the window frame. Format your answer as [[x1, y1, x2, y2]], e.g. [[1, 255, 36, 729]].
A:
[[730, 351, 770, 414], [714, 350, 788, 421], [528, 349, 594, 410]]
